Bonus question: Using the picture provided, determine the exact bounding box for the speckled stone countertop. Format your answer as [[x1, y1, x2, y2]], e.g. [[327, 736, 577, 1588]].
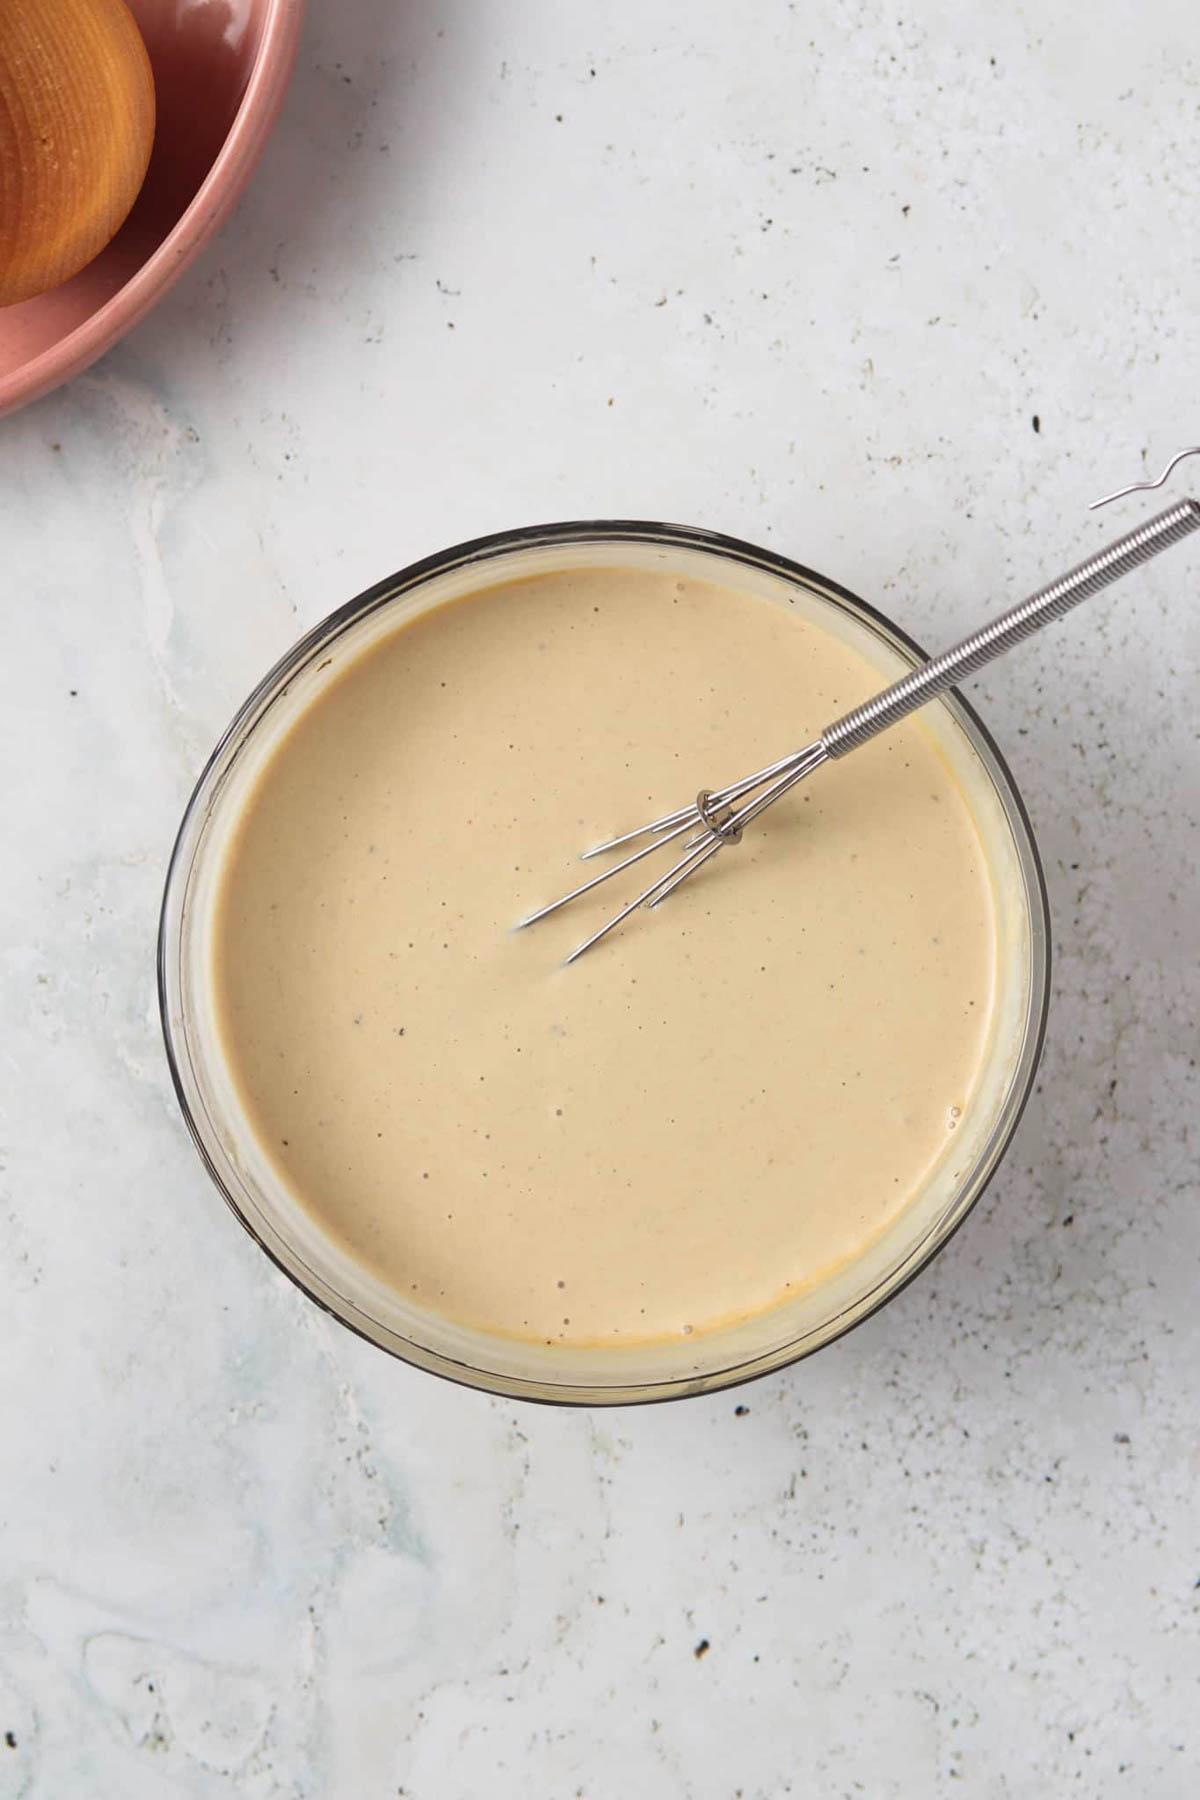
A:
[[2, 2, 1198, 1795]]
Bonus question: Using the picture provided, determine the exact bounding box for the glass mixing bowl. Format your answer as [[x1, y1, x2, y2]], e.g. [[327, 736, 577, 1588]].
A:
[[159, 521, 1049, 1404]]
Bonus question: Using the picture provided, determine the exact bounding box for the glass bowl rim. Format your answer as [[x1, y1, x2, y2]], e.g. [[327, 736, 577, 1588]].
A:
[[158, 518, 1051, 1406]]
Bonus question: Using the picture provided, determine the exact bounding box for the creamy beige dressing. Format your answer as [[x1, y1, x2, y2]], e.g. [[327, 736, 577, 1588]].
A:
[[212, 567, 998, 1346]]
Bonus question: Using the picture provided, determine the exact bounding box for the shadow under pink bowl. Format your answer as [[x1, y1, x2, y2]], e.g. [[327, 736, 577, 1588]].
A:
[[0, 0, 305, 419]]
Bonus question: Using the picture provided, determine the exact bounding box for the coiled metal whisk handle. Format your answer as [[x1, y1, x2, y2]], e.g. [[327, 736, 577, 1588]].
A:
[[821, 500, 1200, 758]]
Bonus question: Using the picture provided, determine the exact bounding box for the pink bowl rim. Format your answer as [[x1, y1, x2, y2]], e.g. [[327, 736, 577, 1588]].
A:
[[0, 0, 306, 417]]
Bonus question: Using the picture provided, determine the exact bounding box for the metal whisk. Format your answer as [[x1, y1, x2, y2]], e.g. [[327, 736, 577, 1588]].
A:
[[519, 451, 1200, 963]]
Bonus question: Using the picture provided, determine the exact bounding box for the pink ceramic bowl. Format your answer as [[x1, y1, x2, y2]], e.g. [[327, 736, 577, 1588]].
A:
[[0, 0, 305, 418]]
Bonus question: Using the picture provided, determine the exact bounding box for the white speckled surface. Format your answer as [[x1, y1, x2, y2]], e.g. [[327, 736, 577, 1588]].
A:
[[2, 2, 1199, 1793]]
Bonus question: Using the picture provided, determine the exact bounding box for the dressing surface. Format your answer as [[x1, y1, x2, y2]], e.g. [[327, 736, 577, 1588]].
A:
[[213, 566, 998, 1344]]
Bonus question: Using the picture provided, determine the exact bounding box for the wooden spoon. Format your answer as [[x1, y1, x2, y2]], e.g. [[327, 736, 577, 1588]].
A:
[[0, 0, 155, 306]]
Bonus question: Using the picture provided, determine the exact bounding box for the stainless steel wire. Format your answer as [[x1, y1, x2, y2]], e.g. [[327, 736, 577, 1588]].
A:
[[1088, 446, 1200, 511]]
